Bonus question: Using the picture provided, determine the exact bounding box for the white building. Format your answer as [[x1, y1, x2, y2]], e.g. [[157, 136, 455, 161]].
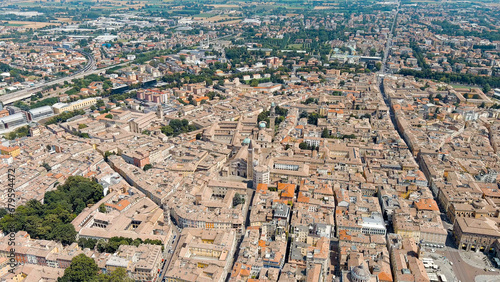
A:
[[253, 165, 270, 187]]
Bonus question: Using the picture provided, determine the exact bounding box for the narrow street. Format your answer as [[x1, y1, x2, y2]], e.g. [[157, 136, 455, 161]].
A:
[[158, 227, 179, 282]]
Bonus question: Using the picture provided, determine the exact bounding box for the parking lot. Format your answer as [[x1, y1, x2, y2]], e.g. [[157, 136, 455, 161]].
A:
[[422, 251, 456, 282]]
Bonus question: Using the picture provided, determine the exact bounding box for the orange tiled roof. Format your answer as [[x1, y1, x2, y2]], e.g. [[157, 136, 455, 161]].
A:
[[278, 183, 295, 199], [256, 183, 268, 193], [328, 109, 344, 114], [105, 199, 131, 211], [297, 192, 309, 203], [378, 272, 393, 282], [281, 136, 291, 143], [414, 198, 439, 211], [0, 146, 19, 152], [338, 230, 351, 241]]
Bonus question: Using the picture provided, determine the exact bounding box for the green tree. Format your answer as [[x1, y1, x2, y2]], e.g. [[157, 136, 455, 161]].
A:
[[161, 119, 196, 137], [96, 99, 105, 108], [99, 204, 106, 213], [143, 164, 152, 171], [321, 128, 330, 138], [51, 224, 77, 246], [42, 163, 51, 171], [58, 254, 99, 282], [78, 238, 97, 249], [302, 97, 317, 105], [6, 126, 29, 140], [205, 78, 213, 87], [299, 142, 309, 150], [483, 84, 491, 94], [104, 151, 115, 162], [96, 268, 134, 282], [46, 110, 86, 125], [160, 125, 174, 136], [0, 176, 104, 245], [0, 209, 7, 219], [233, 193, 245, 207]]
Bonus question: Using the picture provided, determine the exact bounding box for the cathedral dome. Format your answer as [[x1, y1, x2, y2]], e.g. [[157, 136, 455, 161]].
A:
[[351, 264, 370, 282]]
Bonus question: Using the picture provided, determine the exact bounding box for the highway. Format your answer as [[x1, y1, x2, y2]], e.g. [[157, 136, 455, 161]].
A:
[[0, 50, 125, 105], [1, 32, 236, 106]]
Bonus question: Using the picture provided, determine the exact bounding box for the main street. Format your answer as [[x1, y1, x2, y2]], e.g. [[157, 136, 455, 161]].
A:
[[158, 226, 179, 282], [377, 3, 500, 282]]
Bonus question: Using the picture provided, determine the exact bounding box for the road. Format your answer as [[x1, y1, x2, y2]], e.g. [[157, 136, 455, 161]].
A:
[[1, 32, 237, 106], [378, 3, 498, 282], [159, 227, 180, 282], [0, 52, 126, 105], [380, 1, 399, 74]]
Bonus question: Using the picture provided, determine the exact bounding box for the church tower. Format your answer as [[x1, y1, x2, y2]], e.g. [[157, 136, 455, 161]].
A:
[[156, 103, 164, 121], [247, 140, 254, 180], [269, 102, 276, 131]]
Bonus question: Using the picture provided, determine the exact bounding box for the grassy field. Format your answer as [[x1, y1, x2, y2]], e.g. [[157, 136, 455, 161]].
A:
[[56, 18, 80, 23], [197, 13, 216, 18], [450, 83, 481, 90], [287, 43, 303, 49], [218, 19, 242, 25], [313, 6, 337, 10], [13, 0, 149, 9], [194, 15, 241, 23], [208, 4, 240, 8], [3, 23, 25, 27], [6, 21, 59, 29]]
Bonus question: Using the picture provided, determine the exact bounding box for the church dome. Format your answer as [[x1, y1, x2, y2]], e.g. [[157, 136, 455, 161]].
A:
[[242, 137, 251, 145], [259, 121, 267, 129], [472, 199, 486, 209], [351, 264, 370, 282]]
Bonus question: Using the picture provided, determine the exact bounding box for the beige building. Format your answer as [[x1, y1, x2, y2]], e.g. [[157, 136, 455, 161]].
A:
[[52, 97, 98, 114], [106, 244, 163, 282], [390, 238, 429, 282], [165, 229, 237, 282], [454, 217, 500, 252]]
